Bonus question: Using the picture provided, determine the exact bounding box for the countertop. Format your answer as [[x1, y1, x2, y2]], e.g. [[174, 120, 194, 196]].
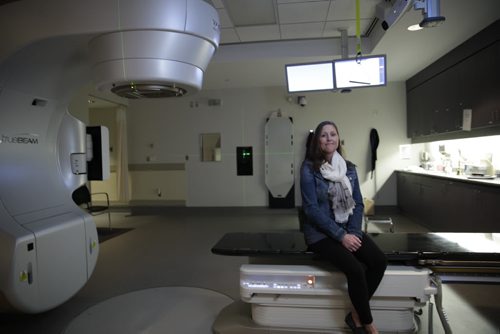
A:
[[397, 168, 500, 187]]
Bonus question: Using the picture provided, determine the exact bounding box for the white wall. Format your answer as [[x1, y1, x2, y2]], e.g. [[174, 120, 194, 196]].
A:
[[68, 85, 90, 124], [127, 82, 411, 207]]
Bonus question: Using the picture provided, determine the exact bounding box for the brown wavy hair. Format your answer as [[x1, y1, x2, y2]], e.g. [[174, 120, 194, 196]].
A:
[[306, 121, 347, 171]]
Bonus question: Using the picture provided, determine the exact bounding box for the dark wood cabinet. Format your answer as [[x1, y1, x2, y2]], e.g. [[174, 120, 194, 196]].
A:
[[406, 21, 500, 140], [439, 180, 477, 231], [429, 67, 462, 134], [406, 59, 464, 138], [397, 171, 500, 232], [406, 79, 440, 137], [458, 41, 500, 128], [406, 89, 421, 138], [397, 172, 449, 229], [396, 172, 420, 217], [476, 185, 500, 227]]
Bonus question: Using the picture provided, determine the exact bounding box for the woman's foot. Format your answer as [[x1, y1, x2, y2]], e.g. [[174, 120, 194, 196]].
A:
[[344, 311, 366, 333], [363, 323, 379, 334]]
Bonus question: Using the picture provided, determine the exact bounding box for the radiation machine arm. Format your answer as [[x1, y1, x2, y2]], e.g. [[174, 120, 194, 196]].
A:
[[0, 0, 219, 313]]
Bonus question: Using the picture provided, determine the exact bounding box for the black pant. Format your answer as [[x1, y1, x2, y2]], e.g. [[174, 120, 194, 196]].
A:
[[309, 233, 387, 324]]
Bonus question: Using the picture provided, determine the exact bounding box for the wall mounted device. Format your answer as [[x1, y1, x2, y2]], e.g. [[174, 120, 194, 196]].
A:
[[265, 111, 294, 208], [0, 0, 219, 313], [236, 146, 253, 176]]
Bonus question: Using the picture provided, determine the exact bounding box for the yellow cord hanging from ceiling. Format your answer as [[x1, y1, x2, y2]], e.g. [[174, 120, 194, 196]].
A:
[[355, 0, 362, 62]]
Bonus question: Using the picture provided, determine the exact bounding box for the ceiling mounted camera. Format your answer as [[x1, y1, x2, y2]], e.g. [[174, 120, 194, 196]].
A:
[[298, 96, 307, 107], [377, 0, 413, 31]]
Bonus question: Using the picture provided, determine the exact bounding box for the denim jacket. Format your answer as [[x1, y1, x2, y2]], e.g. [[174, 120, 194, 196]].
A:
[[300, 159, 364, 245]]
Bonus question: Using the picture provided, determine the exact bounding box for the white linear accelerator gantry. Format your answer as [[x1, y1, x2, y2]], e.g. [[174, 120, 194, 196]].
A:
[[0, 0, 219, 313]]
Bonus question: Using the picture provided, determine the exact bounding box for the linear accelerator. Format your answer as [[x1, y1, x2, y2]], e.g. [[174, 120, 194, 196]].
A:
[[212, 232, 500, 333], [0, 0, 219, 313]]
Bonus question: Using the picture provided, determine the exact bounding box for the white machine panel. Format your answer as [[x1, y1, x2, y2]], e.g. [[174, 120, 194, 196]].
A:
[[59, 112, 87, 185], [251, 304, 415, 332], [240, 264, 436, 333], [26, 213, 88, 310], [70, 153, 87, 175], [0, 206, 37, 313], [241, 264, 436, 301]]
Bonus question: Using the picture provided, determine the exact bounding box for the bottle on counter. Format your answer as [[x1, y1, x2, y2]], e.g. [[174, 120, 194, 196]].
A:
[[482, 159, 495, 176]]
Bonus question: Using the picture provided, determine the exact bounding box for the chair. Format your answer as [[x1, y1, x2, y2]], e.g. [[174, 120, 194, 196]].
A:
[[72, 185, 111, 229], [364, 216, 394, 233]]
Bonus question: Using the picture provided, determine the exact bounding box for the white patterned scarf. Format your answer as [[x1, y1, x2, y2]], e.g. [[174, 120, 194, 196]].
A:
[[319, 151, 355, 223]]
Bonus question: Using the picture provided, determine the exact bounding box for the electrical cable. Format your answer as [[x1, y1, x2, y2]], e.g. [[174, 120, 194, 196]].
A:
[[355, 0, 362, 62]]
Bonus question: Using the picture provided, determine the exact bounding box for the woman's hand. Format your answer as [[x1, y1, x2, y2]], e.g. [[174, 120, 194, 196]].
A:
[[341, 234, 362, 252]]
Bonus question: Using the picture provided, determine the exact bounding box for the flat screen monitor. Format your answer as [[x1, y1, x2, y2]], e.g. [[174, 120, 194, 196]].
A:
[[285, 61, 334, 93], [333, 55, 386, 89]]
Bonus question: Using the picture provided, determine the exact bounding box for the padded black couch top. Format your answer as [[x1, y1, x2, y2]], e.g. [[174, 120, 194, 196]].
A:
[[212, 232, 500, 265]]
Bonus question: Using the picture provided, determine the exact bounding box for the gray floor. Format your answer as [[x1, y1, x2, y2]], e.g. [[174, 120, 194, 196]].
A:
[[1, 207, 499, 333]]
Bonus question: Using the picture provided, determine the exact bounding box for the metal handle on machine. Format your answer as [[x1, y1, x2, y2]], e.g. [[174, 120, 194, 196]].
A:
[[419, 259, 500, 282], [428, 302, 434, 334], [419, 259, 500, 267], [430, 275, 453, 334]]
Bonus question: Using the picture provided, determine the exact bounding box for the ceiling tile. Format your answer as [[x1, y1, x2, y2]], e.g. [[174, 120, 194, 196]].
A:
[[215, 0, 380, 43], [278, 1, 330, 24], [220, 28, 241, 44], [224, 0, 276, 26], [280, 22, 325, 39], [217, 8, 234, 28], [327, 0, 377, 21], [236, 25, 281, 42]]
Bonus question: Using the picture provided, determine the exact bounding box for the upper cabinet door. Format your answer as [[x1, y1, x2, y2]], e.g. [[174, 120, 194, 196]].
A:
[[458, 41, 500, 129], [406, 66, 462, 138], [427, 66, 462, 134]]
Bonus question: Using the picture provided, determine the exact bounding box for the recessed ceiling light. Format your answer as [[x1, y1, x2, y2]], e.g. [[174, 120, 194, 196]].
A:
[[407, 24, 423, 31]]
